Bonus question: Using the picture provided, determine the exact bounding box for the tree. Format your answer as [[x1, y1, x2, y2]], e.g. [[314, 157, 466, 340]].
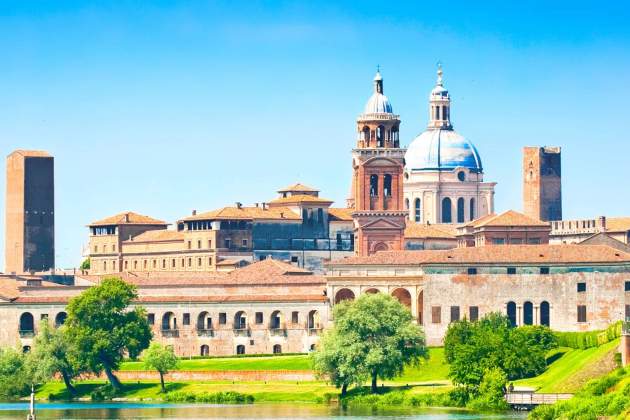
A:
[[312, 293, 427, 394], [80, 258, 90, 270], [26, 320, 84, 396], [468, 367, 509, 411], [65, 277, 152, 391], [444, 312, 557, 390], [143, 342, 178, 393], [0, 347, 29, 399]]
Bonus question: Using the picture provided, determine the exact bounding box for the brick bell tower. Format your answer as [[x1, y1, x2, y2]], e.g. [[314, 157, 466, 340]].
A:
[[350, 70, 407, 256]]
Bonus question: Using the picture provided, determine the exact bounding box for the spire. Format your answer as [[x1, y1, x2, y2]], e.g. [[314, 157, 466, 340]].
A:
[[428, 64, 452, 130], [374, 66, 383, 94]]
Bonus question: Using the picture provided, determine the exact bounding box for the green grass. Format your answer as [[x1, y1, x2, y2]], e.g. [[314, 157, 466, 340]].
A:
[[120, 354, 312, 371], [390, 348, 449, 384], [515, 338, 620, 393]]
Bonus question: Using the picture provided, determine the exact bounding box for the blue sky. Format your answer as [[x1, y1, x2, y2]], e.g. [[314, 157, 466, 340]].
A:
[[1, 1, 629, 269]]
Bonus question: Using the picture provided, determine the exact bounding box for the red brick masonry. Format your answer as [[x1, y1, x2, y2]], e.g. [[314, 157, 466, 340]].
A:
[[97, 370, 316, 382]]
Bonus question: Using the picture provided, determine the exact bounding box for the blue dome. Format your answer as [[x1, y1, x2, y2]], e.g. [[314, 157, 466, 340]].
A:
[[405, 129, 483, 172], [364, 92, 393, 114]]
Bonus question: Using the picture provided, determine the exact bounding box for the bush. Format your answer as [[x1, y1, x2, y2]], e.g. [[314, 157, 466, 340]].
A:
[[554, 321, 622, 349], [467, 368, 509, 411], [90, 384, 117, 401], [163, 391, 254, 404], [0, 348, 29, 400]]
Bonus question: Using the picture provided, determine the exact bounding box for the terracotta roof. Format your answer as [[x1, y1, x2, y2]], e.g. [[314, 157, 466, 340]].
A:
[[0, 279, 19, 300], [11, 294, 327, 304], [9, 150, 52, 158], [405, 222, 458, 239], [268, 195, 333, 205], [462, 213, 496, 228], [472, 210, 549, 228], [123, 230, 184, 243], [277, 183, 319, 193], [606, 217, 630, 232], [329, 244, 630, 266], [181, 206, 301, 222], [226, 258, 323, 285], [89, 212, 168, 227], [328, 208, 353, 222]]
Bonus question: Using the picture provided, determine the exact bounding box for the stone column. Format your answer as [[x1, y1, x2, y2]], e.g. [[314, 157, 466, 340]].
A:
[[517, 305, 523, 326], [410, 288, 418, 323], [534, 305, 540, 325]]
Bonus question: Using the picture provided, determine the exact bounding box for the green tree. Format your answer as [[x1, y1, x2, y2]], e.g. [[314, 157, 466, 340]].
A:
[[65, 277, 152, 391], [0, 347, 29, 399], [26, 320, 84, 396], [312, 293, 427, 394], [468, 367, 509, 411], [80, 258, 90, 270], [143, 342, 178, 393]]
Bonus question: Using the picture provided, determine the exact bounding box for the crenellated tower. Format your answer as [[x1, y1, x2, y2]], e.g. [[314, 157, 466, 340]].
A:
[[350, 70, 407, 256]]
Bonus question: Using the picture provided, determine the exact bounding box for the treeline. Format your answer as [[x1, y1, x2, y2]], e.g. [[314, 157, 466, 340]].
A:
[[0, 277, 180, 400], [554, 321, 622, 349]]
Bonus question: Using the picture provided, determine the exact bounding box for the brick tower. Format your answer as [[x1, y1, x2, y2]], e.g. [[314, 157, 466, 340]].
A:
[[523, 146, 562, 222], [350, 71, 407, 256], [5, 150, 55, 274]]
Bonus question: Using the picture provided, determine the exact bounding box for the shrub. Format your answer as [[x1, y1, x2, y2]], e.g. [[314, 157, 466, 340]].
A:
[[90, 384, 116, 401], [554, 321, 622, 349], [467, 368, 509, 411], [163, 391, 254, 404]]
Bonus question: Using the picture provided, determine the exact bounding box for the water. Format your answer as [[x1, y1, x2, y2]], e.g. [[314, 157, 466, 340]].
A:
[[0, 402, 526, 419]]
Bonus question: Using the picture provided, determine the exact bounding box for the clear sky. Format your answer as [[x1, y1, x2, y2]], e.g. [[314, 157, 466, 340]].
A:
[[1, 1, 629, 269]]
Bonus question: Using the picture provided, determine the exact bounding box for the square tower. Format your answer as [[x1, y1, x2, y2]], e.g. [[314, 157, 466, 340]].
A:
[[523, 146, 562, 222], [5, 150, 55, 274]]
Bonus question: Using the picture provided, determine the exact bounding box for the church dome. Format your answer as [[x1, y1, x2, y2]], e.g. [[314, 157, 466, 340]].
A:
[[405, 129, 483, 172], [363, 71, 393, 114], [405, 65, 483, 173]]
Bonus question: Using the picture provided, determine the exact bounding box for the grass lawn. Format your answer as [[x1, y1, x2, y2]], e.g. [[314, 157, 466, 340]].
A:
[[390, 348, 449, 384], [120, 354, 312, 371], [514, 339, 620, 393]]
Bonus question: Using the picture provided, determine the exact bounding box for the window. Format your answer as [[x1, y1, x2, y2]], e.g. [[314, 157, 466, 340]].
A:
[[172, 259, 176, 268], [370, 174, 379, 197], [112, 244, 116, 252], [208, 239, 212, 248], [540, 267, 550, 275], [457, 171, 465, 182], [414, 198, 421, 222], [625, 281, 630, 292], [124, 261, 128, 270], [383, 174, 392, 197], [143, 260, 147, 269], [188, 258, 192, 267], [219, 313, 227, 324], [255, 312, 263, 324], [506, 302, 517, 327], [198, 240, 201, 249], [626, 305, 630, 320], [152, 260, 157, 269], [291, 256, 299, 263], [134, 261, 138, 270], [198, 257, 202, 267], [510, 238, 523, 245], [183, 313, 190, 325], [40, 314, 48, 320], [242, 239, 248, 247], [431, 306, 441, 324], [200, 345, 210, 356], [208, 257, 213, 265], [528, 238, 541, 244], [450, 306, 460, 322], [577, 282, 586, 293], [577, 305, 587, 323], [467, 267, 477, 275], [147, 314, 155, 325], [236, 344, 245, 355], [162, 259, 166, 269], [442, 197, 452, 223], [492, 238, 506, 245], [94, 245, 98, 253], [540, 301, 550, 326], [103, 261, 107, 271], [292, 311, 299, 324], [507, 267, 516, 275], [457, 197, 465, 223], [469, 198, 475, 221], [523, 301, 533, 325], [187, 241, 191, 250], [469, 306, 479, 322], [225, 238, 231, 248]]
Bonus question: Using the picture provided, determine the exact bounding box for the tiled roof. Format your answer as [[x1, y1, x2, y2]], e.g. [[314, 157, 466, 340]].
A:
[[0, 279, 19, 300], [405, 222, 458, 239], [606, 217, 630, 232], [226, 258, 323, 285], [181, 206, 301, 222], [123, 230, 184, 243], [328, 208, 353, 222], [11, 294, 327, 304], [472, 210, 549, 228], [329, 244, 630, 266], [268, 195, 333, 205], [89, 212, 168, 227], [277, 183, 319, 193], [9, 150, 52, 158]]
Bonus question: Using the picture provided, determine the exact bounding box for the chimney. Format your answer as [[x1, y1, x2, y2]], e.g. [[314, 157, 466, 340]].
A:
[[124, 213, 130, 223], [280, 212, 284, 218], [599, 216, 607, 230], [255, 203, 259, 208], [192, 209, 197, 216], [236, 202, 242, 209], [262, 203, 267, 210]]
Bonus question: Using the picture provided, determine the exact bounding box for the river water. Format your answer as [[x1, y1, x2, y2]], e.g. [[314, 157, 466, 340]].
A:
[[0, 402, 527, 419]]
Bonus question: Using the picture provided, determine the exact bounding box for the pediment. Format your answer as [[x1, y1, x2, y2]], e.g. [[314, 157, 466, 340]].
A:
[[362, 156, 403, 167], [359, 217, 405, 230]]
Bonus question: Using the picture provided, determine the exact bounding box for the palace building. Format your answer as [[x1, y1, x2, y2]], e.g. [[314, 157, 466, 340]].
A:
[[403, 67, 496, 224]]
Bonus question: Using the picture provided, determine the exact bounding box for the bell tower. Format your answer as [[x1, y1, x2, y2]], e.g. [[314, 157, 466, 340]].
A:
[[350, 70, 407, 256]]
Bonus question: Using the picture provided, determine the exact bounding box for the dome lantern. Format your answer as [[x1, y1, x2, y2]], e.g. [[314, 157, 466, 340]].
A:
[[428, 64, 452, 130]]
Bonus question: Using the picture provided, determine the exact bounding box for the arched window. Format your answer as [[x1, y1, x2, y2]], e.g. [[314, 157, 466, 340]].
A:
[[19, 312, 34, 334], [334, 288, 355, 304], [370, 175, 378, 197], [363, 126, 370, 145], [392, 129, 399, 147], [317, 208, 324, 225], [309, 344, 316, 351], [435, 106, 440, 120], [197, 312, 212, 331], [442, 197, 452, 223], [308, 310, 320, 329], [162, 312, 177, 330], [376, 125, 385, 147], [364, 288, 379, 294], [200, 345, 210, 356], [270, 311, 283, 329], [391, 288, 412, 309], [523, 301, 533, 325], [457, 198, 465, 223], [415, 198, 421, 222], [405, 198, 409, 211], [469, 198, 475, 221], [54, 312, 67, 328], [273, 344, 282, 354], [234, 311, 247, 330], [22, 346, 31, 353], [540, 301, 550, 327], [506, 302, 516, 327], [418, 291, 424, 325], [236, 345, 246, 355], [383, 174, 392, 197]]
